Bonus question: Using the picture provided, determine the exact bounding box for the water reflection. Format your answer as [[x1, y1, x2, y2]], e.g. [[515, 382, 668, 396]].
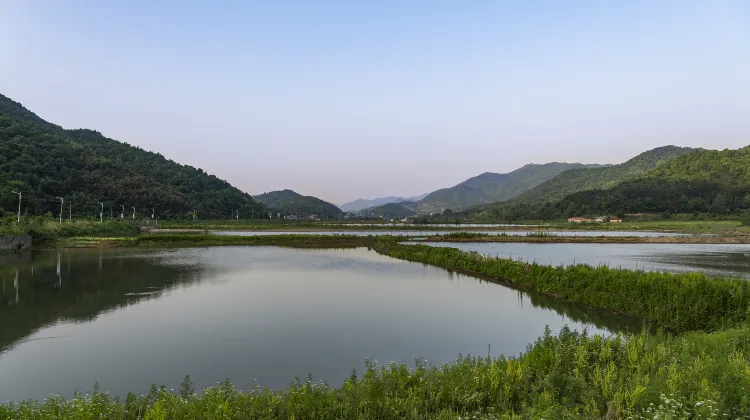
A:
[[0, 249, 210, 354], [1, 247, 641, 402]]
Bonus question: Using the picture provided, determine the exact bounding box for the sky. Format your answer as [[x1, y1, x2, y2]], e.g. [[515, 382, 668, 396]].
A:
[[1, 1, 749, 204]]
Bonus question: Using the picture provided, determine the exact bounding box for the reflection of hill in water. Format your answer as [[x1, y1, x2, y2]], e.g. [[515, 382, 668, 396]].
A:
[[1, 247, 647, 355], [0, 250, 210, 353], [446, 270, 644, 334]]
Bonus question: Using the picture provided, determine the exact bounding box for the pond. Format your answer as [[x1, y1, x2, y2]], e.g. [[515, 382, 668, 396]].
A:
[[408, 242, 750, 279], [0, 247, 640, 402]]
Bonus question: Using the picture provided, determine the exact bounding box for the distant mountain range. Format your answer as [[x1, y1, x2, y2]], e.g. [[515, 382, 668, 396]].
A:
[[415, 162, 604, 214], [364, 145, 707, 219], [340, 194, 428, 213], [365, 162, 603, 217], [510, 146, 698, 205], [469, 145, 748, 220], [253, 189, 342, 218]]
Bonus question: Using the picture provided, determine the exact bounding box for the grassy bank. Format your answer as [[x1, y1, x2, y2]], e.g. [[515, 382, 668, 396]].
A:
[[153, 219, 750, 234], [428, 232, 750, 244], [2, 326, 749, 418], [1, 218, 140, 244], [374, 242, 750, 333]]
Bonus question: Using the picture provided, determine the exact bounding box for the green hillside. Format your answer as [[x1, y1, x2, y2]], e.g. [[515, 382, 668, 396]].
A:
[[0, 94, 264, 220], [512, 146, 698, 204], [471, 146, 750, 221], [253, 189, 342, 218], [417, 162, 602, 213], [362, 202, 417, 218]]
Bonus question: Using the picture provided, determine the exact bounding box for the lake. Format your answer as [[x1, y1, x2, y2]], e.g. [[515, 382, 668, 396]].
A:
[[409, 242, 750, 279], [0, 247, 639, 402]]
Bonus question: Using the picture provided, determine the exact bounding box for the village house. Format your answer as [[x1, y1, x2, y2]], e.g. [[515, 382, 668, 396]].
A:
[[567, 217, 590, 223], [610, 217, 623, 223]]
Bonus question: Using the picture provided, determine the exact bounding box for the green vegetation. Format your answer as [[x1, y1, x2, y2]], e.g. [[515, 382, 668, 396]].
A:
[[369, 163, 603, 215], [3, 239, 750, 417], [511, 146, 698, 205], [471, 146, 750, 222], [2, 327, 749, 418], [0, 217, 139, 243], [418, 163, 604, 213], [0, 94, 264, 220], [253, 189, 343, 218], [362, 202, 418, 218], [374, 243, 750, 333]]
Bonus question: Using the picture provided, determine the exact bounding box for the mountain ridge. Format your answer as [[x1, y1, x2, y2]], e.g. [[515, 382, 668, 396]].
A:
[[0, 93, 264, 219], [511, 146, 699, 205], [254, 189, 342, 218], [415, 162, 605, 213], [340, 193, 428, 213]]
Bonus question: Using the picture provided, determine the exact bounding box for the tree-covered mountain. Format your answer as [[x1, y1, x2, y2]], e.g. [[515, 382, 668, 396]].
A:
[[511, 146, 698, 204], [340, 193, 427, 213], [361, 202, 417, 218], [469, 146, 750, 221], [416, 162, 604, 213], [0, 94, 264, 220], [253, 189, 342, 218]]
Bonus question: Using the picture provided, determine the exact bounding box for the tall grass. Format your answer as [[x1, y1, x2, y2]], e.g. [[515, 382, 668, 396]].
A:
[[2, 326, 749, 418], [0, 217, 140, 243], [4, 237, 750, 418], [374, 243, 750, 333]]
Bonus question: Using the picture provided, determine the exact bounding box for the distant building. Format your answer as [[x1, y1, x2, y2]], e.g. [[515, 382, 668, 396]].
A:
[[594, 217, 604, 222], [610, 217, 623, 223], [568, 217, 589, 223]]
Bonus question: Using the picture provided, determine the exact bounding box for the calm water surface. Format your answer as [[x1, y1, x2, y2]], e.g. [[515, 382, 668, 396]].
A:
[[409, 242, 750, 279], [0, 247, 638, 402]]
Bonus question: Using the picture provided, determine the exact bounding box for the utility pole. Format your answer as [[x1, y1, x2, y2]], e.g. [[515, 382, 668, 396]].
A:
[[193, 209, 196, 221], [99, 202, 104, 223], [132, 207, 136, 220], [69, 202, 72, 221], [236, 210, 239, 220], [151, 208, 155, 220], [56, 197, 64, 223], [120, 205, 125, 219], [11, 190, 21, 224]]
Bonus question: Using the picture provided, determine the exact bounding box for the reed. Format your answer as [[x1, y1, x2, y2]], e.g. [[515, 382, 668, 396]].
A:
[[2, 326, 748, 418], [373, 242, 750, 333]]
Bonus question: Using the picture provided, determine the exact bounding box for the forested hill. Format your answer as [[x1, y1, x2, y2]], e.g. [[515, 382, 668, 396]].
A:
[[469, 146, 750, 221], [253, 190, 342, 218], [417, 162, 603, 213], [511, 146, 698, 204], [0, 94, 264, 219]]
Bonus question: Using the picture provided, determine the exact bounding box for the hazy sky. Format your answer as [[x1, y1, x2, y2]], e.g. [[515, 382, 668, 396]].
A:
[[1, 1, 749, 204]]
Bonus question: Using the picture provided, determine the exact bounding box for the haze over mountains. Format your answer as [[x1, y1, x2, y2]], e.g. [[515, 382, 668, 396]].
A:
[[365, 146, 707, 218], [2, 92, 746, 223], [340, 194, 428, 213]]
